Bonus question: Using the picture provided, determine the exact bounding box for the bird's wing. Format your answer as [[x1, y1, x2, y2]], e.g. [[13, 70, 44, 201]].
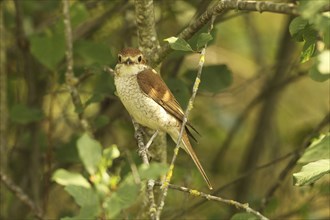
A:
[[136, 69, 198, 139]]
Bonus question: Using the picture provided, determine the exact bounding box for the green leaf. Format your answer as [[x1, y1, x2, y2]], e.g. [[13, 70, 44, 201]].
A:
[[185, 65, 233, 94], [99, 145, 120, 174], [65, 185, 99, 207], [30, 32, 65, 70], [104, 174, 139, 218], [77, 133, 102, 175], [164, 37, 194, 52], [102, 145, 120, 164], [289, 17, 308, 41], [299, 134, 330, 163], [10, 104, 43, 124], [76, 40, 113, 65], [52, 169, 90, 188], [64, 185, 99, 219], [103, 163, 166, 218], [293, 159, 330, 186], [189, 25, 217, 48], [231, 212, 258, 220], [300, 40, 316, 63], [300, 27, 318, 63], [196, 33, 213, 49]]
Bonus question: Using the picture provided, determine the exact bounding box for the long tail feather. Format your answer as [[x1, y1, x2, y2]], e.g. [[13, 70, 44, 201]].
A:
[[180, 131, 213, 190]]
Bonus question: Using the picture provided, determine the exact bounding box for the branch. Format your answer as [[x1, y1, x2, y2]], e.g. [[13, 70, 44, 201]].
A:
[[62, 0, 92, 135], [156, 15, 216, 220], [0, 170, 44, 220], [154, 181, 269, 220], [132, 120, 157, 220], [133, 1, 165, 219], [171, 151, 295, 219], [153, 0, 330, 65], [134, 0, 160, 65]]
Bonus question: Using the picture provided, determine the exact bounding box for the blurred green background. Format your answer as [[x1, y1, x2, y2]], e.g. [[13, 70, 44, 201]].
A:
[[1, 0, 329, 219]]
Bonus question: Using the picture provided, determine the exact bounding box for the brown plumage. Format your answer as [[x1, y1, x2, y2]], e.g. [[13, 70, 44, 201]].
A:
[[137, 69, 213, 190], [115, 48, 212, 189]]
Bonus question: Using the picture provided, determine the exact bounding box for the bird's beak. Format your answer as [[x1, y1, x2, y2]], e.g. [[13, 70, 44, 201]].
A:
[[124, 58, 133, 65]]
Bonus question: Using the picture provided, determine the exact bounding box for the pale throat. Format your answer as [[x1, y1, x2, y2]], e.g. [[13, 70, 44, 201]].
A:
[[115, 63, 147, 76]]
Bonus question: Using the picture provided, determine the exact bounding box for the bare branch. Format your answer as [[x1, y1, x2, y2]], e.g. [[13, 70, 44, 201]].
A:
[[172, 151, 295, 219], [132, 120, 157, 220], [0, 170, 44, 220], [132, 120, 150, 165], [154, 181, 269, 220], [154, 0, 330, 65], [134, 1, 165, 219], [62, 0, 92, 135], [156, 15, 216, 220], [134, 0, 160, 64]]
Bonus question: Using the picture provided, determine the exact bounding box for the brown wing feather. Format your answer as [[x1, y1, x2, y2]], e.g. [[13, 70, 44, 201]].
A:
[[136, 69, 198, 138]]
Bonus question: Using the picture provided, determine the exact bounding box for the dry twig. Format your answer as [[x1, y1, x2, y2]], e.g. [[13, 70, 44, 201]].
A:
[[154, 181, 269, 220]]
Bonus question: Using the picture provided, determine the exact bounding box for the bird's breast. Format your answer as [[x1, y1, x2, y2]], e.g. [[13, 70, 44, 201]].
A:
[[114, 74, 178, 132]]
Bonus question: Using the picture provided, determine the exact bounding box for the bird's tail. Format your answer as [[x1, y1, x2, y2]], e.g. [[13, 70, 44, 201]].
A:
[[177, 131, 213, 190]]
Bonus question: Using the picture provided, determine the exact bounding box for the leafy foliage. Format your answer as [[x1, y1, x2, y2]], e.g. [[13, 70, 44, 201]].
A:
[[185, 65, 233, 94], [52, 134, 167, 219], [3, 0, 329, 219], [289, 0, 330, 81], [164, 36, 194, 52], [293, 134, 330, 186]]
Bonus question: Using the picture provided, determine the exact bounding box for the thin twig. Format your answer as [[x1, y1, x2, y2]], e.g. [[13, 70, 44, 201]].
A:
[[154, 0, 330, 66], [0, 170, 44, 220], [155, 15, 216, 220], [154, 181, 269, 220], [132, 120, 157, 220], [132, 120, 150, 165], [62, 0, 92, 135], [145, 130, 159, 150], [133, 1, 163, 219], [171, 151, 295, 219]]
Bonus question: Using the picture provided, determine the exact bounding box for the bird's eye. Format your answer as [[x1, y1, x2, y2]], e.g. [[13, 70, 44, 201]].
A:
[[138, 55, 142, 63], [118, 55, 122, 63]]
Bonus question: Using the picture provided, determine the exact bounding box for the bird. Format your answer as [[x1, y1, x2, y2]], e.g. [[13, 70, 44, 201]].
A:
[[114, 48, 212, 190]]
